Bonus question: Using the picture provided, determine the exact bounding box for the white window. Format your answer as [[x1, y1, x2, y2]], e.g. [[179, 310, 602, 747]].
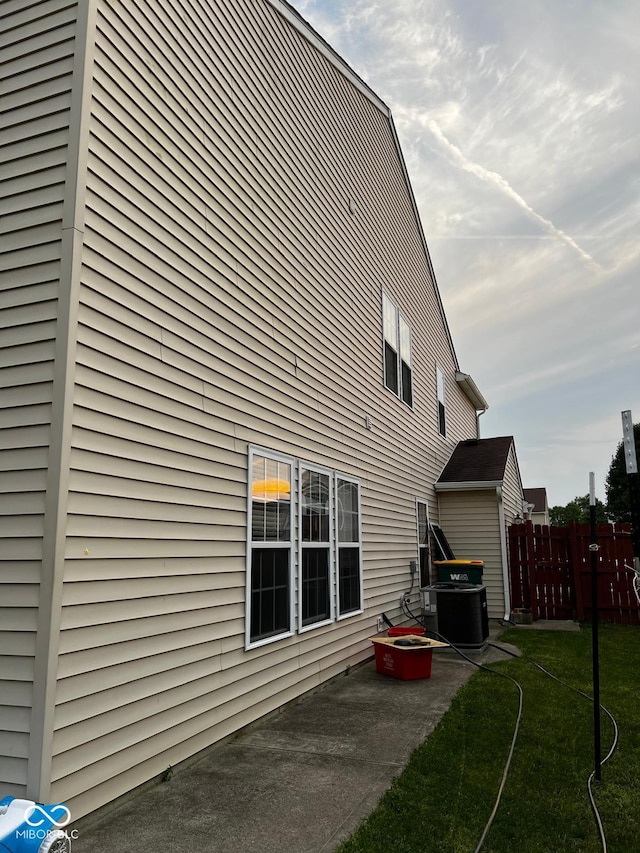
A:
[[246, 448, 295, 647], [436, 366, 446, 436], [247, 448, 362, 647], [299, 465, 333, 629], [336, 476, 363, 617], [383, 292, 413, 406], [416, 500, 429, 587]]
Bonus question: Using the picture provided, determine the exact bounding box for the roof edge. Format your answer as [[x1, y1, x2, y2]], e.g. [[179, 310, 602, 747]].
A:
[[455, 372, 489, 412], [435, 480, 503, 492]]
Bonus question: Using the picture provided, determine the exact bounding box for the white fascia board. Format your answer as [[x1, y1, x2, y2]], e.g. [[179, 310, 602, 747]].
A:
[[434, 480, 503, 492], [455, 372, 489, 412], [267, 0, 390, 115]]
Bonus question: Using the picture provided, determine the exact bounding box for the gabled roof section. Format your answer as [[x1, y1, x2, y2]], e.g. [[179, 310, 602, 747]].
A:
[[436, 437, 515, 487], [523, 488, 548, 512], [268, 0, 461, 372]]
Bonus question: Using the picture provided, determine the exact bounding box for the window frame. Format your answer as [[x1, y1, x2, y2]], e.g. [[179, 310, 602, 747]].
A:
[[298, 462, 335, 633], [246, 449, 363, 647], [245, 446, 296, 650], [416, 499, 430, 588], [382, 291, 413, 408], [335, 473, 364, 619]]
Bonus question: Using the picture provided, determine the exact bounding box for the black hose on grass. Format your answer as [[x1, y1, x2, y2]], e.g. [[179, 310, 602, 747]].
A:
[[399, 599, 524, 853], [487, 642, 619, 853]]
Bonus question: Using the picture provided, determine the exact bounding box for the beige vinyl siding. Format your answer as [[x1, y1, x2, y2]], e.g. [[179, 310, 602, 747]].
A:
[[41, 0, 478, 815], [502, 447, 525, 522], [437, 490, 505, 618], [0, 0, 79, 798]]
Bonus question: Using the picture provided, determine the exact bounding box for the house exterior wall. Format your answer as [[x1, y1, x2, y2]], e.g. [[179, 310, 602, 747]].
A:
[[0, 0, 88, 801], [436, 489, 505, 618], [501, 446, 525, 523], [2, 0, 480, 817]]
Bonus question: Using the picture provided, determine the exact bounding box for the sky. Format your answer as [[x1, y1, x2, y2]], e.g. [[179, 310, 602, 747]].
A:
[[288, 0, 640, 508]]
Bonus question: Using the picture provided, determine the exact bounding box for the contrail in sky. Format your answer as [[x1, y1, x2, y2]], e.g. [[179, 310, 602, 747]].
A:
[[426, 118, 601, 270]]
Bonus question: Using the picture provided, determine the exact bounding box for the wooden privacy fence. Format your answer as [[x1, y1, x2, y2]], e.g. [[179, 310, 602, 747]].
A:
[[509, 521, 638, 625]]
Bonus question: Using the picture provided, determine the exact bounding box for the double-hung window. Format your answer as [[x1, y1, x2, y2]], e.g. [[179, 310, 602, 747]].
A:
[[247, 448, 294, 646], [436, 366, 446, 436], [417, 500, 429, 588], [300, 466, 332, 629], [336, 476, 362, 616], [383, 292, 413, 406]]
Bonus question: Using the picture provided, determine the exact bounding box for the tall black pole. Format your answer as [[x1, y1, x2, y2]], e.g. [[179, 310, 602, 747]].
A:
[[589, 472, 601, 782]]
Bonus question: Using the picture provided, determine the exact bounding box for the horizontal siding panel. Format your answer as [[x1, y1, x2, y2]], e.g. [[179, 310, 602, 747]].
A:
[[0, 538, 44, 560], [0, 446, 50, 470], [0, 656, 35, 681], [0, 608, 39, 633], [0, 584, 41, 607], [0, 704, 31, 734], [0, 678, 33, 708], [69, 470, 245, 507], [0, 403, 52, 429], [64, 536, 244, 562], [0, 469, 48, 493], [61, 572, 244, 606], [0, 423, 50, 449], [66, 492, 240, 526], [56, 639, 224, 701], [70, 447, 244, 494], [0, 632, 37, 656], [0, 755, 28, 786], [0, 266, 59, 295], [0, 340, 56, 370], [0, 731, 29, 760], [58, 606, 243, 653], [57, 623, 230, 673], [60, 587, 241, 630]]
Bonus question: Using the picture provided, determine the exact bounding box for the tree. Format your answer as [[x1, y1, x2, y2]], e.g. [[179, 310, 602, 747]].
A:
[[549, 494, 608, 527], [605, 422, 640, 524]]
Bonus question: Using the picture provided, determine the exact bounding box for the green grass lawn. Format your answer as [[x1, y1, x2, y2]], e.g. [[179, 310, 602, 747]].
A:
[[337, 623, 640, 853]]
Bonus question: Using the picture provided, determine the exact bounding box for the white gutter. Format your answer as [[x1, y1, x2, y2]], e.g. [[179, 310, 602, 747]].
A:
[[496, 486, 512, 621], [455, 371, 489, 412]]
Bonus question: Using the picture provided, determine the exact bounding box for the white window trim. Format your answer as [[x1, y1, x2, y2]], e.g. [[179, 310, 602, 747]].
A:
[[382, 290, 413, 408], [245, 446, 296, 650], [298, 461, 335, 633], [336, 472, 364, 620], [416, 498, 430, 588]]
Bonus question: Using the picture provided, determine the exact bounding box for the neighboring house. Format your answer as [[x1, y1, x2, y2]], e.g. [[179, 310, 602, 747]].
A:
[[2, 0, 491, 819], [434, 437, 525, 620], [523, 487, 550, 525]]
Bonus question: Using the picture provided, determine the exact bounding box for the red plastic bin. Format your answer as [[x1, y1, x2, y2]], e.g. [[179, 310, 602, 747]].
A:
[[372, 640, 433, 680], [387, 627, 425, 638]]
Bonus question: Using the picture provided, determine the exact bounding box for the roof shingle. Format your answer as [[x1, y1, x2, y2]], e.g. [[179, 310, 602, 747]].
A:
[[437, 436, 514, 483]]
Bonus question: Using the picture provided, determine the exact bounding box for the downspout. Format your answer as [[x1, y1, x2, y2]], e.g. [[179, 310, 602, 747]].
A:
[[476, 408, 486, 439], [496, 486, 512, 621]]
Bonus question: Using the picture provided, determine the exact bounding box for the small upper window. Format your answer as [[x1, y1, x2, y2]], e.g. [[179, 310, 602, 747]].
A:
[[383, 292, 412, 406], [436, 366, 446, 436]]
